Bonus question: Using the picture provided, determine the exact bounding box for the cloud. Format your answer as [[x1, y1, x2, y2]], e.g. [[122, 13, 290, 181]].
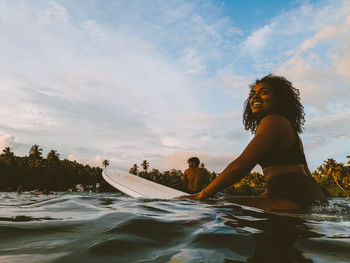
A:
[[38, 1, 68, 24], [0, 1, 204, 156], [68, 154, 105, 168], [302, 113, 350, 169], [214, 67, 253, 99], [332, 45, 350, 81], [225, 27, 243, 37], [81, 20, 106, 37], [242, 24, 273, 54], [275, 4, 350, 115], [299, 12, 350, 52], [276, 55, 333, 111], [234, 0, 349, 73], [0, 0, 349, 172], [0, 135, 17, 151], [1, 0, 245, 169], [217, 0, 350, 169], [181, 48, 205, 74], [305, 113, 350, 145]]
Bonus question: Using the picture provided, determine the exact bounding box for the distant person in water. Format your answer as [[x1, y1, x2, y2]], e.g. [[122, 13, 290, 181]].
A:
[[16, 185, 23, 194], [184, 74, 327, 211], [183, 157, 209, 194]]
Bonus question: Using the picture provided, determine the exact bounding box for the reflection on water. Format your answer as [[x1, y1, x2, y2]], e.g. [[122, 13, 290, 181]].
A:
[[0, 192, 349, 263], [217, 205, 319, 263]]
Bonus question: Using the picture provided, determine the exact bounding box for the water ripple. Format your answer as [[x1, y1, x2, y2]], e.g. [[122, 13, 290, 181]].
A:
[[0, 192, 349, 263]]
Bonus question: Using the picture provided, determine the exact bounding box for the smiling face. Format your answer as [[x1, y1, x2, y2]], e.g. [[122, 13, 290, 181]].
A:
[[249, 82, 275, 119]]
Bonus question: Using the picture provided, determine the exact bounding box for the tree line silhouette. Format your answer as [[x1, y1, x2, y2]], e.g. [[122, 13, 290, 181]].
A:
[[130, 157, 350, 198], [0, 145, 114, 192], [1, 145, 349, 197]]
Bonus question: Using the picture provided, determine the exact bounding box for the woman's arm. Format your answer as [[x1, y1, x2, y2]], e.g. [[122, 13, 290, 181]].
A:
[[188, 115, 291, 200]]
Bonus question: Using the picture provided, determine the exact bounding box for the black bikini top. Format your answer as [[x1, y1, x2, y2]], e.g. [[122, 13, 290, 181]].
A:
[[259, 131, 307, 169]]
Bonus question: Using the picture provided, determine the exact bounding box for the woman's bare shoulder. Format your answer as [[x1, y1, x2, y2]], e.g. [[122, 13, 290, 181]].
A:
[[259, 114, 292, 130]]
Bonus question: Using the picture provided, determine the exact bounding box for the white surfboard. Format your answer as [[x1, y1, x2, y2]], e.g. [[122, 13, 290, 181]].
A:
[[102, 168, 187, 199]]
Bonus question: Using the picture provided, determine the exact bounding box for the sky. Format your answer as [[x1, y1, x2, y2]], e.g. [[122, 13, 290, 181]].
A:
[[0, 0, 349, 173]]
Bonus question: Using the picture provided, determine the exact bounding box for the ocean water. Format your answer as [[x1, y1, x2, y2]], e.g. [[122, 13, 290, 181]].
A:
[[0, 192, 349, 263]]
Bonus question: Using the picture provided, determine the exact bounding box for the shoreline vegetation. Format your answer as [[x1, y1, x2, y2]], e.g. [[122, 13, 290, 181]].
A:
[[0, 146, 349, 198]]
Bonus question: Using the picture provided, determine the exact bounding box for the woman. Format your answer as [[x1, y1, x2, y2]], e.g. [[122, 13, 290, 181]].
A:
[[185, 74, 327, 210]]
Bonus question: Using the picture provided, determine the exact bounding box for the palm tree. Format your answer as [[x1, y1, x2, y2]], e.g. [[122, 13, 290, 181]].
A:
[[28, 145, 43, 168], [47, 150, 60, 162], [325, 159, 349, 198], [29, 145, 43, 159], [1, 146, 15, 166], [129, 163, 139, 175], [1, 147, 14, 157], [141, 160, 149, 171], [102, 159, 110, 168]]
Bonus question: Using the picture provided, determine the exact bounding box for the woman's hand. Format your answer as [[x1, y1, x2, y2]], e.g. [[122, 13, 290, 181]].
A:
[[179, 191, 205, 201]]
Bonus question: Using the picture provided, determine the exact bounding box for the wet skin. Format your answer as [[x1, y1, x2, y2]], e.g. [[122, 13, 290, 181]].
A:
[[182, 82, 325, 211], [183, 162, 209, 193]]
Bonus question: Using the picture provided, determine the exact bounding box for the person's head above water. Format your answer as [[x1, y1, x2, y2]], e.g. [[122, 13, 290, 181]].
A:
[[187, 157, 200, 168], [243, 74, 305, 134]]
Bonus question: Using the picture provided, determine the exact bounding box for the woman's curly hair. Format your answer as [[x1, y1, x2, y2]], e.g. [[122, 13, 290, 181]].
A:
[[243, 74, 305, 134]]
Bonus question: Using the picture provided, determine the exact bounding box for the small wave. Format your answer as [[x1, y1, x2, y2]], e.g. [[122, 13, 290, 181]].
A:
[[0, 193, 349, 263]]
